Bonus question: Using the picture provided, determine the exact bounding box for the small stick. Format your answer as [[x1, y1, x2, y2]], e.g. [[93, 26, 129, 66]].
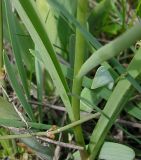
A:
[[28, 100, 66, 112], [37, 136, 84, 151], [117, 119, 141, 129], [29, 100, 94, 117]]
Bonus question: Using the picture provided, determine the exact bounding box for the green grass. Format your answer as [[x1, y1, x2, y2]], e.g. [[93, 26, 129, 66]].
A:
[[0, 0, 141, 159]]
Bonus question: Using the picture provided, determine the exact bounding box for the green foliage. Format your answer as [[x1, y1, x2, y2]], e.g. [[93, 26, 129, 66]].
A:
[[98, 142, 135, 160], [0, 0, 141, 159]]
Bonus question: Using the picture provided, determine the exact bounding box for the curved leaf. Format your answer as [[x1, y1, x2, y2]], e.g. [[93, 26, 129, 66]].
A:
[[99, 142, 135, 160]]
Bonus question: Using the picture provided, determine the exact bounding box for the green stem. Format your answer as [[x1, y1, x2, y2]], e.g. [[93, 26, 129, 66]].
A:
[[0, 0, 6, 96], [0, 113, 100, 140], [71, 0, 88, 159]]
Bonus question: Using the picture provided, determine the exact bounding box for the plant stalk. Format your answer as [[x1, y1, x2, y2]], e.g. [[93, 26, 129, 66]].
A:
[[0, 0, 6, 96], [71, 0, 89, 159], [0, 113, 100, 140]]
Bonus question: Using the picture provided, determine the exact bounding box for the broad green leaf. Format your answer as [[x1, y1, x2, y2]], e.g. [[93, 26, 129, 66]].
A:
[[98, 142, 135, 160], [0, 96, 50, 129], [4, 53, 35, 122], [12, 0, 74, 121], [4, 0, 30, 98], [0, 96, 20, 120], [91, 66, 114, 90]]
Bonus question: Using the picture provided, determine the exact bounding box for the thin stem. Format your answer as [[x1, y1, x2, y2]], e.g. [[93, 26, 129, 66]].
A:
[[0, 113, 100, 140], [71, 0, 88, 159], [0, 0, 6, 97], [37, 137, 84, 150]]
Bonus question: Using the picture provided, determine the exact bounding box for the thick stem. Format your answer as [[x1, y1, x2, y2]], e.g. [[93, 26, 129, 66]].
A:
[[71, 0, 88, 159]]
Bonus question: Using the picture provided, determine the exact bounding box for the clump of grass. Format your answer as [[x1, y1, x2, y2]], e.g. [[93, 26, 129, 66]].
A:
[[0, 0, 141, 159]]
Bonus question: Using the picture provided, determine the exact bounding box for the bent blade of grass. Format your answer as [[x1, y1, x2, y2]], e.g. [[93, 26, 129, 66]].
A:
[[78, 23, 141, 78], [88, 47, 141, 160], [4, 53, 35, 122], [79, 23, 141, 78], [12, 0, 74, 121], [4, 0, 30, 98]]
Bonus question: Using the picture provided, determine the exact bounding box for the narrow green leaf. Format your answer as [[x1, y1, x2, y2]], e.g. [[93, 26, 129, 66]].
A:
[[30, 49, 93, 89], [125, 103, 141, 121], [0, 118, 51, 130], [4, 0, 30, 98], [78, 23, 141, 78], [4, 53, 35, 121], [109, 58, 141, 94], [12, 0, 74, 121], [0, 96, 20, 120], [35, 58, 43, 122], [35, 45, 43, 123]]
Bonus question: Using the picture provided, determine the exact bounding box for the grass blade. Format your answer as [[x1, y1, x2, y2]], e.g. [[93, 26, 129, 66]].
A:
[[78, 23, 141, 78], [12, 0, 74, 121], [4, 0, 30, 98], [4, 52, 35, 122], [35, 45, 43, 123]]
